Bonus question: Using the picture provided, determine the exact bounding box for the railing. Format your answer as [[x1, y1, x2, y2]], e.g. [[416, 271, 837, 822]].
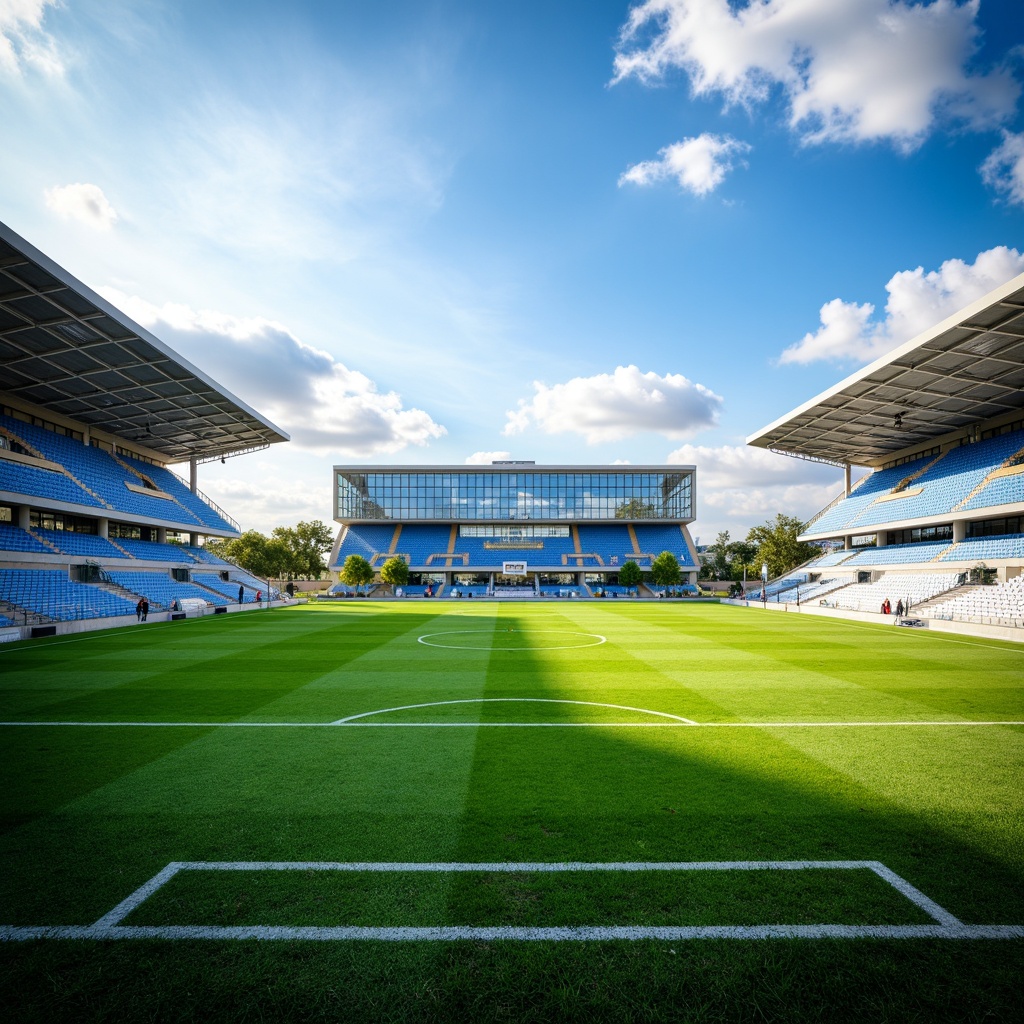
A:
[[167, 470, 240, 532], [802, 471, 871, 533]]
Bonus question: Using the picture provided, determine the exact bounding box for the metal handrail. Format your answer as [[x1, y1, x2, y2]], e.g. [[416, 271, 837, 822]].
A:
[[802, 472, 870, 532], [166, 470, 240, 532]]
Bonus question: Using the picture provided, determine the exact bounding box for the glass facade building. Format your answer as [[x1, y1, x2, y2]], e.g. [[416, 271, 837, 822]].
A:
[[334, 466, 695, 523]]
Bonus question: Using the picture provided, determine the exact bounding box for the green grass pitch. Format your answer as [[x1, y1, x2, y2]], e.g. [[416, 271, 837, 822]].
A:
[[1, 601, 1022, 1022]]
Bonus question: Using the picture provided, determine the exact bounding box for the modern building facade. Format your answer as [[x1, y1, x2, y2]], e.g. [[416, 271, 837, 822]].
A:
[[331, 463, 699, 594]]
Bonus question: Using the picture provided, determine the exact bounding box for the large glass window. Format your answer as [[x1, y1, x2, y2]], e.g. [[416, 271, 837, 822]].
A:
[[336, 469, 694, 522]]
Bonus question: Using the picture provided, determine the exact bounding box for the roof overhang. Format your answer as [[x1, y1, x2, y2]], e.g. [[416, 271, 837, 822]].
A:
[[0, 221, 289, 463], [747, 272, 1024, 467]]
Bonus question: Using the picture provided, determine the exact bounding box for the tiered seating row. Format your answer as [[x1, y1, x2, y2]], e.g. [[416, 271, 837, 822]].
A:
[[807, 454, 936, 535], [841, 542, 952, 565], [191, 572, 255, 603], [333, 523, 697, 571], [806, 430, 1024, 535], [806, 550, 858, 568], [821, 572, 962, 614], [106, 571, 227, 610], [114, 538, 195, 562], [333, 524, 404, 566], [923, 575, 1024, 627], [0, 457, 97, 507], [0, 569, 137, 622], [962, 473, 1024, 511], [183, 546, 233, 566], [31, 529, 127, 560], [1, 413, 236, 531], [793, 577, 853, 602], [119, 454, 236, 531], [940, 534, 1024, 562], [0, 524, 52, 554]]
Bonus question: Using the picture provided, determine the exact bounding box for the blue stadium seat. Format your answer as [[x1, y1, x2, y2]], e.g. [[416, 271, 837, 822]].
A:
[[0, 524, 54, 554], [106, 571, 228, 609], [31, 529, 130, 560], [0, 569, 138, 621]]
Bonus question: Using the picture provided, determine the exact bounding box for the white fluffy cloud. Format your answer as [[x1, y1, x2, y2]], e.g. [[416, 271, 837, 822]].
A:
[[613, 0, 1018, 151], [44, 183, 119, 230], [199, 472, 331, 533], [619, 133, 750, 195], [465, 451, 512, 465], [667, 443, 849, 538], [0, 0, 62, 77], [100, 288, 447, 456], [503, 365, 722, 444], [779, 246, 1024, 365], [981, 130, 1024, 206]]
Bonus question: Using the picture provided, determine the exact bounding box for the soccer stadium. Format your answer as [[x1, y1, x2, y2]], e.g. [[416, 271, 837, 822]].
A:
[[746, 270, 1024, 638], [0, 221, 290, 637], [329, 464, 699, 598], [1, 226, 1022, 1022]]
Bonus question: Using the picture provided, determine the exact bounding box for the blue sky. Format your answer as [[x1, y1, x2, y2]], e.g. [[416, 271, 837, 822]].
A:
[[2, 0, 1023, 542]]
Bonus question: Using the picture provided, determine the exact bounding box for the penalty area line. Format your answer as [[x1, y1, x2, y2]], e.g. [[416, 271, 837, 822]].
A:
[[2, 859, 1020, 943], [3, 923, 1023, 942]]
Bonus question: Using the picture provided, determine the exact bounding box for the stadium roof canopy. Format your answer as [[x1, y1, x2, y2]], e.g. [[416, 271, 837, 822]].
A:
[[747, 272, 1024, 468], [0, 221, 289, 464]]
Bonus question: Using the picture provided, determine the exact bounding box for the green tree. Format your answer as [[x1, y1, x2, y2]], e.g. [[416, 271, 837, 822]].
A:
[[727, 540, 758, 581], [699, 531, 733, 580], [340, 553, 375, 594], [618, 560, 643, 589], [615, 498, 656, 519], [746, 513, 820, 579], [650, 550, 681, 587], [219, 531, 293, 579], [379, 555, 409, 591], [272, 520, 334, 579]]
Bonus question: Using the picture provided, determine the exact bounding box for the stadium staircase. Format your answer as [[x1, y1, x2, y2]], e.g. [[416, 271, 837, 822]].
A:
[[92, 575, 151, 607], [951, 443, 1024, 511], [24, 528, 62, 555], [0, 597, 50, 626], [912, 583, 988, 614], [108, 450, 204, 527]]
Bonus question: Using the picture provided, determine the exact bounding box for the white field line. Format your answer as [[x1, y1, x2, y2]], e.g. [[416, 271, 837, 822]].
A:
[[3, 923, 1022, 941], [91, 863, 182, 929], [786, 616, 1024, 653], [417, 629, 607, 652], [332, 698, 696, 725], [2, 859, 1021, 943], [3, 720, 1023, 729]]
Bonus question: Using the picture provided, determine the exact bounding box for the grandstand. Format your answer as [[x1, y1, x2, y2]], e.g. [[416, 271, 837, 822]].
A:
[[0, 221, 289, 637], [748, 271, 1024, 634], [330, 464, 699, 595]]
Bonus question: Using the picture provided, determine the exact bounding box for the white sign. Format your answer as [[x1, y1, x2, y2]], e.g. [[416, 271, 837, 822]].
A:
[[503, 561, 528, 576]]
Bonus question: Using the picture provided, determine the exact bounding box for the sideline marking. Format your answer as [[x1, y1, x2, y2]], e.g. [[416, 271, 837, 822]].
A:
[[417, 629, 607, 651], [3, 860, 1021, 942], [764, 614, 1024, 653], [332, 698, 696, 725], [2, 720, 1022, 729]]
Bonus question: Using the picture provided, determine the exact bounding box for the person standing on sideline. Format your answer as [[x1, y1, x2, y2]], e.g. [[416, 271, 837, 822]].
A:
[[238, 584, 244, 604], [256, 589, 262, 606], [141, 598, 149, 622], [136, 597, 144, 622]]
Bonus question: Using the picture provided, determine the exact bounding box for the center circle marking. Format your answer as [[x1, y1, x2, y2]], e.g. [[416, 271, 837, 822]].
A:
[[417, 629, 607, 651]]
